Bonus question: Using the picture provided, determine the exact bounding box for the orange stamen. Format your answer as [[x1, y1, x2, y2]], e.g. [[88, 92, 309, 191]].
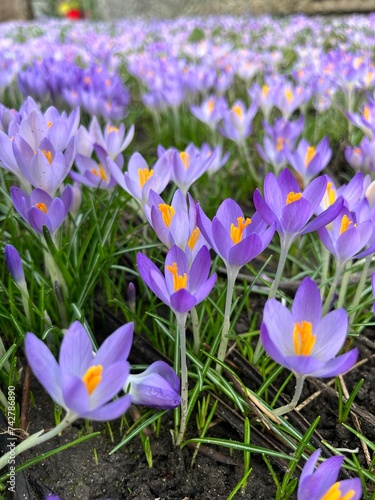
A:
[[285, 89, 293, 103], [232, 104, 243, 120], [320, 481, 355, 500], [166, 262, 187, 291], [47, 121, 52, 128], [188, 227, 200, 250], [286, 192, 302, 205], [262, 84, 270, 98], [180, 152, 190, 169], [106, 125, 119, 134], [158, 203, 175, 228], [276, 137, 284, 152], [293, 321, 316, 356], [304, 146, 316, 167], [82, 365, 103, 395], [42, 150, 53, 164], [35, 202, 48, 214], [207, 99, 215, 114], [339, 214, 352, 234], [138, 168, 153, 188], [90, 164, 108, 182], [230, 217, 252, 244]]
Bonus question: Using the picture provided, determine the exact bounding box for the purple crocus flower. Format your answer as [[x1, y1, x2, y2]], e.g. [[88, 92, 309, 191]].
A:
[[285, 136, 332, 186], [137, 245, 216, 314], [109, 151, 172, 208], [70, 146, 117, 190], [145, 188, 209, 261], [197, 198, 275, 271], [190, 95, 226, 131], [261, 277, 358, 378], [25, 321, 133, 421], [5, 244, 25, 285], [219, 99, 258, 143], [298, 449, 362, 500], [253, 169, 343, 247], [11, 185, 72, 235], [126, 361, 181, 410]]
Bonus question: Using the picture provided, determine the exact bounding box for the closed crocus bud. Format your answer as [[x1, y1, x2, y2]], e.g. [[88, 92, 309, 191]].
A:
[[5, 244, 26, 286], [126, 361, 181, 410], [127, 282, 136, 312]]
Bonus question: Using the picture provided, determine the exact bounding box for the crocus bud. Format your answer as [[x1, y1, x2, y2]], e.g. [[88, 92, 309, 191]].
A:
[[127, 282, 136, 312], [365, 179, 375, 208], [126, 361, 181, 410], [5, 244, 26, 285]]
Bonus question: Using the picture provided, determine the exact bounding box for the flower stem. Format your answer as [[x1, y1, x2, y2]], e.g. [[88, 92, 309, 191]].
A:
[[320, 244, 331, 301], [216, 267, 239, 373], [272, 374, 305, 417], [337, 260, 352, 309], [0, 411, 77, 471], [176, 313, 188, 446]]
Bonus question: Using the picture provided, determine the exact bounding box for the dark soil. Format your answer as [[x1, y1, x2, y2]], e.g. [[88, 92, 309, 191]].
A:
[[2, 322, 375, 500]]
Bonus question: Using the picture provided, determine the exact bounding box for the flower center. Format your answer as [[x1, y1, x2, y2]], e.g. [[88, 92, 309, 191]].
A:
[[35, 202, 48, 214], [106, 125, 119, 134], [304, 146, 316, 167], [90, 164, 108, 182], [339, 214, 352, 234], [47, 121, 53, 128], [285, 89, 293, 103], [286, 192, 302, 205], [230, 217, 252, 244], [262, 84, 270, 98], [320, 482, 355, 500], [232, 104, 243, 120], [158, 203, 175, 227], [82, 364, 103, 395], [293, 321, 316, 356], [188, 227, 200, 250], [179, 152, 190, 169], [207, 99, 215, 114], [276, 137, 284, 151], [166, 262, 187, 291], [363, 105, 370, 122], [138, 168, 153, 188], [42, 150, 53, 164], [325, 181, 336, 208]]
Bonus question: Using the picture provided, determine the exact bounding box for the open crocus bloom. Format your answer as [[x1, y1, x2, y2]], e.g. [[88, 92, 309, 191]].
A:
[[297, 449, 362, 500], [25, 321, 133, 421], [261, 277, 358, 378]]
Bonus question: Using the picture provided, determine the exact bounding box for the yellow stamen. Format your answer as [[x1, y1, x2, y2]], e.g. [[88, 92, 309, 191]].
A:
[[286, 192, 302, 205], [90, 164, 109, 182], [35, 202, 48, 214], [230, 217, 252, 244], [320, 482, 355, 500], [232, 104, 243, 120], [106, 125, 119, 134], [158, 203, 175, 228], [339, 214, 352, 234], [180, 151, 190, 169], [363, 105, 371, 122], [262, 84, 270, 98], [47, 121, 52, 128], [293, 321, 316, 356], [325, 182, 336, 208], [82, 365, 103, 395], [188, 227, 200, 250], [166, 262, 187, 291], [207, 99, 215, 114], [42, 150, 53, 164], [276, 137, 284, 152], [285, 89, 293, 103], [138, 168, 153, 188], [304, 146, 316, 167]]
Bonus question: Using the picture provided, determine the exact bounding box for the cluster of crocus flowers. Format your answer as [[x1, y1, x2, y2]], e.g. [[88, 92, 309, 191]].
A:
[[261, 277, 358, 415], [297, 449, 362, 500]]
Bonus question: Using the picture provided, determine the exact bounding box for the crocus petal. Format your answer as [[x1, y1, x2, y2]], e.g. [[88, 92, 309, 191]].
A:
[[309, 348, 359, 378], [335, 479, 362, 500], [82, 394, 132, 421], [170, 289, 196, 313], [25, 333, 64, 407], [189, 245, 211, 291], [211, 218, 233, 261], [260, 323, 289, 367], [262, 299, 294, 356], [227, 233, 263, 267], [313, 309, 348, 361], [292, 277, 322, 327], [59, 321, 93, 377], [94, 323, 133, 368], [193, 273, 217, 304], [284, 355, 325, 376], [61, 373, 90, 415], [89, 362, 130, 409], [281, 198, 311, 234]]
